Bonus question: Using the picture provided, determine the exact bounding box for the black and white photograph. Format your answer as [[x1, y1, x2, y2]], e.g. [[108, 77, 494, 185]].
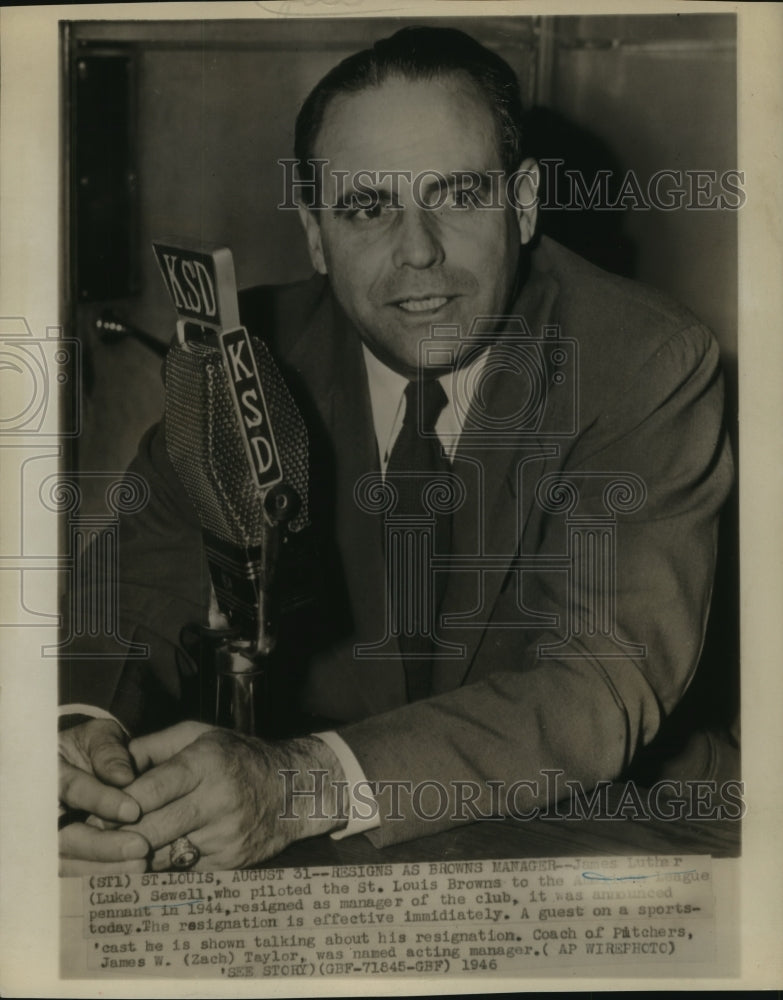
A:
[[1, 1, 781, 994]]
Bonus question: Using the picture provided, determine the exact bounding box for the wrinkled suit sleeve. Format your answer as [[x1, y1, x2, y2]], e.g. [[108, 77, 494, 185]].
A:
[[337, 322, 734, 846]]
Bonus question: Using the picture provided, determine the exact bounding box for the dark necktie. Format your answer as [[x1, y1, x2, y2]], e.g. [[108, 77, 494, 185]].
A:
[[385, 379, 450, 701]]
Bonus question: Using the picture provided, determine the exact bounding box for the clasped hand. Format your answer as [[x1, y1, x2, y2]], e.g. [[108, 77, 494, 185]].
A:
[[59, 719, 345, 875]]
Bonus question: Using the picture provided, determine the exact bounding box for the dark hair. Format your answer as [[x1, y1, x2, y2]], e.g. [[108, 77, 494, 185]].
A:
[[294, 25, 526, 177]]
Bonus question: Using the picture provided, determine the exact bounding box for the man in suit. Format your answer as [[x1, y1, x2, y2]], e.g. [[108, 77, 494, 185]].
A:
[[58, 26, 733, 873]]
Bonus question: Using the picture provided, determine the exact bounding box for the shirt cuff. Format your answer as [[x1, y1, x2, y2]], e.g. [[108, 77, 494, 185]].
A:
[[313, 731, 381, 839], [59, 704, 129, 737]]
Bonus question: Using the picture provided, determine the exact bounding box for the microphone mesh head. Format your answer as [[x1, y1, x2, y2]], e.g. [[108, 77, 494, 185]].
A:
[[164, 336, 309, 546]]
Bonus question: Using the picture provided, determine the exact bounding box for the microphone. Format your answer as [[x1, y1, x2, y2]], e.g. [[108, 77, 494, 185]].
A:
[[153, 239, 310, 732]]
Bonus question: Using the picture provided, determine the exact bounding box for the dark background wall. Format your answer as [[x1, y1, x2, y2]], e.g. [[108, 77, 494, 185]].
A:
[[65, 13, 737, 499]]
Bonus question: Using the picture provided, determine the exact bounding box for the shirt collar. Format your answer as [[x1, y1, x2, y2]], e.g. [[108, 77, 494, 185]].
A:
[[361, 341, 490, 467]]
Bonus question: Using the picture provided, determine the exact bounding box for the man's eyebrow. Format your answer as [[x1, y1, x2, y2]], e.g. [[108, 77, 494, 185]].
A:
[[420, 170, 499, 196], [327, 169, 501, 210]]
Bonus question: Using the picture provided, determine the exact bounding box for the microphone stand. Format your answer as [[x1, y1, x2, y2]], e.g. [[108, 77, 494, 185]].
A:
[[154, 238, 310, 740], [208, 484, 300, 736]]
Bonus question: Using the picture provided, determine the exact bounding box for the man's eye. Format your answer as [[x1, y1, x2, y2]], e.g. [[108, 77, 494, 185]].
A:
[[356, 202, 383, 220], [348, 200, 397, 221]]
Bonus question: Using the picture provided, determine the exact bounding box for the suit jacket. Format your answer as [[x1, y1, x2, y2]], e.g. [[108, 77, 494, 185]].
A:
[[60, 236, 734, 846]]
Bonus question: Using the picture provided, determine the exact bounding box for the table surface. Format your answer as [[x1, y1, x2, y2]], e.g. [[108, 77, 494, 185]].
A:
[[265, 782, 741, 869]]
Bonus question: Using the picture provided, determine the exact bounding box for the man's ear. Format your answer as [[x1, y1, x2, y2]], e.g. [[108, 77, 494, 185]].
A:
[[296, 202, 328, 275], [511, 157, 540, 247]]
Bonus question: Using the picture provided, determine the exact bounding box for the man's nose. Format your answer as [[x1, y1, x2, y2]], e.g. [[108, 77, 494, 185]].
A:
[[391, 207, 445, 269]]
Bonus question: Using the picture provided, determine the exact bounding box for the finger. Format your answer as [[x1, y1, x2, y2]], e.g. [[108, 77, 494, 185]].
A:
[[149, 838, 206, 872], [148, 814, 274, 872], [59, 821, 150, 863], [123, 792, 204, 851], [124, 748, 202, 819], [60, 856, 148, 877], [148, 812, 233, 871], [85, 813, 119, 831], [149, 831, 235, 872], [129, 722, 213, 772], [59, 761, 140, 824], [86, 724, 136, 787], [149, 845, 228, 872]]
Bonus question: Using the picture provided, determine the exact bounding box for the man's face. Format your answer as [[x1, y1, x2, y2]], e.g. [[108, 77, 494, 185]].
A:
[[298, 74, 538, 377]]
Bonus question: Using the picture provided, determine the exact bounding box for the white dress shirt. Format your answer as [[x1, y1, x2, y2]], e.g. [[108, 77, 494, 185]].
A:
[[318, 341, 489, 838]]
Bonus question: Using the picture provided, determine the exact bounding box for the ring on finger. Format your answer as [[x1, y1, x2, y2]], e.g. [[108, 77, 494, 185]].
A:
[[170, 835, 200, 869]]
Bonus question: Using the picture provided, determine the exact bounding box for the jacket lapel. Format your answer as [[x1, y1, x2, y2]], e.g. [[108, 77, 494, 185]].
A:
[[433, 247, 562, 691]]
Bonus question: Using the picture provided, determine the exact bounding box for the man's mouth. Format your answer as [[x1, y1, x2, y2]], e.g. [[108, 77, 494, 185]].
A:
[[395, 296, 451, 313]]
